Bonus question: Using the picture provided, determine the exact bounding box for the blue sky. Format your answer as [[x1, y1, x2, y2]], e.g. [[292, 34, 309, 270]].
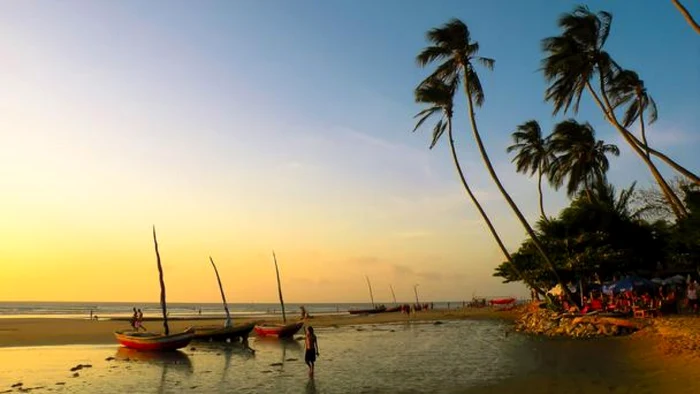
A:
[[0, 1, 698, 302]]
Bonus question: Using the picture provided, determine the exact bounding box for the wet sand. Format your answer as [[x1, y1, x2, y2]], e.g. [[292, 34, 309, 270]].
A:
[[0, 308, 517, 347], [2, 319, 700, 394]]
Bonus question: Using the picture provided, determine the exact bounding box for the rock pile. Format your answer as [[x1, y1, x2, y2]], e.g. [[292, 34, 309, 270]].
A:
[[515, 303, 640, 338]]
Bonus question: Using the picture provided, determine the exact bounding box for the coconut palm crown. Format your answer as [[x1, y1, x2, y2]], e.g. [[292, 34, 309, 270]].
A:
[[548, 119, 620, 199], [507, 120, 555, 219]]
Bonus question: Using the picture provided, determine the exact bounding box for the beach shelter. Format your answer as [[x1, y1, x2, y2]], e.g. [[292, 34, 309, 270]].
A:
[[663, 275, 686, 285], [610, 276, 657, 293]]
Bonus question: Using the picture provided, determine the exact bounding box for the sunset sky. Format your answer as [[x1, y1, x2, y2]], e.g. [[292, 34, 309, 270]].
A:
[[1, 1, 698, 303]]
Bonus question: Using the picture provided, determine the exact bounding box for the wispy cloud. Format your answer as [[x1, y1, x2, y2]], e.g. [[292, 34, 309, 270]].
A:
[[389, 263, 467, 282], [392, 230, 432, 239]]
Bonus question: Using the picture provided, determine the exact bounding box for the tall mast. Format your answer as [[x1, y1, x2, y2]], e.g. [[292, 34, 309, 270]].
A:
[[209, 257, 232, 328], [272, 251, 287, 324], [365, 275, 375, 308], [152, 226, 169, 335]]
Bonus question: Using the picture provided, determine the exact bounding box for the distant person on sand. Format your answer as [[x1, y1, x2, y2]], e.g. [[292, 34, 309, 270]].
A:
[[305, 326, 319, 377], [300, 306, 311, 319], [136, 309, 146, 331], [130, 308, 138, 330]]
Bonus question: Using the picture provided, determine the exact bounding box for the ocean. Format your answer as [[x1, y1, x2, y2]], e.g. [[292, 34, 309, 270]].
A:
[[0, 301, 482, 319]]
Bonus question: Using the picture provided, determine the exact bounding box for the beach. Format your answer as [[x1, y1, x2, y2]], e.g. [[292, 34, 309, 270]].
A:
[[0, 308, 516, 348], [2, 313, 700, 393]]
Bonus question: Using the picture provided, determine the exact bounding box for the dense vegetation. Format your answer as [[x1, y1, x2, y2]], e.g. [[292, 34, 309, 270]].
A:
[[412, 4, 699, 296]]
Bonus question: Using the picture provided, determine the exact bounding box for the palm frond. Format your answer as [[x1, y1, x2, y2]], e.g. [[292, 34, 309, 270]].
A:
[[412, 108, 439, 132], [416, 46, 452, 67], [430, 119, 447, 149], [477, 56, 495, 70]]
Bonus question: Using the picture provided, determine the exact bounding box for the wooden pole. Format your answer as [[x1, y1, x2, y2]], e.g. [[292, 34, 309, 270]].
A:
[[413, 284, 420, 305], [152, 226, 169, 335], [209, 257, 232, 328], [365, 275, 375, 308], [272, 251, 287, 324], [389, 285, 397, 304]]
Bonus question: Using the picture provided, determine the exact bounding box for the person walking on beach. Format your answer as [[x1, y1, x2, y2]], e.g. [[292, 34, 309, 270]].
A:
[[130, 307, 138, 330], [305, 326, 319, 377], [136, 309, 147, 331]]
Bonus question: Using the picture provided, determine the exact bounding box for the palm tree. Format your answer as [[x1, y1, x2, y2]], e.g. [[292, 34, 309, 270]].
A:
[[507, 120, 555, 221], [417, 19, 572, 302], [607, 70, 657, 160], [547, 120, 620, 201], [413, 78, 545, 296], [541, 5, 691, 219], [672, 0, 700, 35]]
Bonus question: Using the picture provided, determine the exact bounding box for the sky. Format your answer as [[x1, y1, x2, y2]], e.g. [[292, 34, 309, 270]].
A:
[[0, 1, 698, 303]]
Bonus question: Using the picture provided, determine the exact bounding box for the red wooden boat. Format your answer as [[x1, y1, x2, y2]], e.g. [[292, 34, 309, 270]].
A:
[[114, 327, 195, 351], [489, 297, 516, 305], [254, 322, 303, 338]]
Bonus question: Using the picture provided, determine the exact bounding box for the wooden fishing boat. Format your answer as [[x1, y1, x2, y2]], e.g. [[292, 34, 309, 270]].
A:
[[384, 306, 401, 313], [114, 227, 191, 352], [254, 322, 304, 338], [193, 322, 256, 342], [192, 257, 255, 342], [348, 305, 387, 315], [114, 327, 195, 351], [253, 251, 304, 339]]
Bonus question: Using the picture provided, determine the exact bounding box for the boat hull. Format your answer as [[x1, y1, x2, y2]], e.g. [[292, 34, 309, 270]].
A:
[[114, 328, 195, 351], [489, 298, 516, 305], [348, 306, 387, 315], [192, 323, 255, 342], [253, 322, 303, 338]]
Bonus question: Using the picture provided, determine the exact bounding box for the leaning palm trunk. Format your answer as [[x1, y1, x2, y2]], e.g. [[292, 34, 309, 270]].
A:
[[463, 78, 572, 303], [537, 170, 548, 221], [672, 0, 700, 35], [636, 140, 700, 185], [637, 94, 651, 160], [586, 80, 688, 219], [446, 117, 546, 296]]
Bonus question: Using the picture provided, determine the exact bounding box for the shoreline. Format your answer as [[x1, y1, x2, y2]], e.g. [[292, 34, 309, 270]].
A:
[[0, 308, 518, 348]]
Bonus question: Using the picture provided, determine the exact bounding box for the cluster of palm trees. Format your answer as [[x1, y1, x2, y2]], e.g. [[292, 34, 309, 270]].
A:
[[507, 119, 620, 220], [412, 5, 698, 300]]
